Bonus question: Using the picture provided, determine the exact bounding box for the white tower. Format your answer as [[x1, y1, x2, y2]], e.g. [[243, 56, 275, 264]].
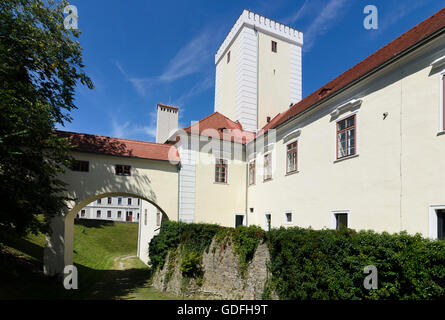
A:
[[214, 9, 303, 131], [155, 103, 178, 144]]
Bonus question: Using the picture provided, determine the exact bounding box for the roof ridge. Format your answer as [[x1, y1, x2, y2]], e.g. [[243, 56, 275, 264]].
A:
[[56, 130, 171, 147]]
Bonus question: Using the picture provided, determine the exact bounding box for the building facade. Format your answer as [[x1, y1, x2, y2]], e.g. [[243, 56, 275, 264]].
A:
[[76, 196, 142, 222], [60, 8, 445, 270]]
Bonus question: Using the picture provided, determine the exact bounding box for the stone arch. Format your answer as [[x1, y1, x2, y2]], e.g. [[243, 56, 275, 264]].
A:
[[43, 152, 179, 276]]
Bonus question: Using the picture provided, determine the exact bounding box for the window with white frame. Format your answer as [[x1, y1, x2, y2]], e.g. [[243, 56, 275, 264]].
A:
[[441, 72, 445, 131], [215, 158, 228, 183], [284, 211, 293, 224], [265, 213, 272, 231], [429, 206, 445, 240], [335, 213, 348, 230], [107, 210, 112, 218], [286, 141, 298, 174], [249, 160, 255, 185], [336, 114, 356, 159], [235, 214, 245, 228], [263, 153, 272, 181]]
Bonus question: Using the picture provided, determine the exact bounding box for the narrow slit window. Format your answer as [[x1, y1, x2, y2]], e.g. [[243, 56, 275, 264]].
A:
[[271, 40, 277, 53]]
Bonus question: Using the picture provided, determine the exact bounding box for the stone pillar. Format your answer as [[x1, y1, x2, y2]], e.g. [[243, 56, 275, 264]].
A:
[[43, 215, 66, 277]]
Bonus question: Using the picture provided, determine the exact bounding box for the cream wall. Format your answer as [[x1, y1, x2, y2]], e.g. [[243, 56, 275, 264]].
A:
[[194, 139, 247, 227], [215, 35, 238, 121], [258, 32, 292, 129], [44, 151, 179, 276], [137, 200, 161, 264], [247, 35, 445, 237]]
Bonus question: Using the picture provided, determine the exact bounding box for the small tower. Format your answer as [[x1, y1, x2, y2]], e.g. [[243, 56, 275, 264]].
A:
[[155, 103, 178, 144], [214, 10, 303, 131]]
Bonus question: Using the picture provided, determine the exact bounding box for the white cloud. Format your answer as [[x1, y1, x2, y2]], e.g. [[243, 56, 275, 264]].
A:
[[110, 116, 157, 141], [116, 28, 214, 96], [301, 0, 347, 51]]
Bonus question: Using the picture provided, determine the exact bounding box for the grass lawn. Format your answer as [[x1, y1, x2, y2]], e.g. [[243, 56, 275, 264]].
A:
[[0, 218, 180, 300]]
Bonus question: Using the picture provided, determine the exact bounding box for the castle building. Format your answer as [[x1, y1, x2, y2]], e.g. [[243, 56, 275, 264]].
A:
[[56, 8, 445, 268]]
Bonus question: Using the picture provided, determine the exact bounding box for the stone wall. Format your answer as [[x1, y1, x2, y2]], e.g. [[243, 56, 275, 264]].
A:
[[152, 237, 271, 299]]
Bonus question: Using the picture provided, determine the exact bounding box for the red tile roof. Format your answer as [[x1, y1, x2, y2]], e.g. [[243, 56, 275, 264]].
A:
[[182, 112, 256, 144], [56, 131, 180, 163], [262, 7, 445, 133]]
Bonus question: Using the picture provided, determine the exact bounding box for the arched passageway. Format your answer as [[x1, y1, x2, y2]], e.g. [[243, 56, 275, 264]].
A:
[[44, 147, 179, 276]]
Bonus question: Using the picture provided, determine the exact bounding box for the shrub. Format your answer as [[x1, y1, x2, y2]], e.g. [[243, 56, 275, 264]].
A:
[[264, 227, 445, 300]]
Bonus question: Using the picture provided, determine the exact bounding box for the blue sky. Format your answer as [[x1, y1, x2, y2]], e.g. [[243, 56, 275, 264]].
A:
[[60, 0, 444, 141]]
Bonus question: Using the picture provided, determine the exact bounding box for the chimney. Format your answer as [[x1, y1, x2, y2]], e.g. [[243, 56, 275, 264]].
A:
[[156, 103, 179, 144]]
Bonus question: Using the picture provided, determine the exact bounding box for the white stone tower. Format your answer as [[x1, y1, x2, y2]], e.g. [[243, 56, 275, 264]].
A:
[[214, 9, 303, 131], [155, 103, 178, 143]]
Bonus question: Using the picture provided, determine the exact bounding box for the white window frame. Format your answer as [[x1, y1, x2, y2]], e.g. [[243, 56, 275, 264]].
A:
[[263, 151, 273, 181], [284, 137, 299, 175], [333, 111, 360, 162], [331, 210, 350, 230], [264, 212, 272, 231], [248, 159, 256, 186], [438, 69, 445, 133], [214, 156, 229, 184], [429, 205, 445, 240], [283, 211, 293, 225], [234, 213, 247, 227]]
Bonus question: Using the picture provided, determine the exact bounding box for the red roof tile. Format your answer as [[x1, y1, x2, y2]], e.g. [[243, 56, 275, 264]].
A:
[[182, 112, 256, 143], [56, 131, 180, 163], [262, 7, 445, 133]]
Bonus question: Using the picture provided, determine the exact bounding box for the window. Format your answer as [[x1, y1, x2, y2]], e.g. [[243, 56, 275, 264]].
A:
[[263, 153, 272, 181], [284, 212, 293, 224], [107, 210, 112, 218], [438, 210, 445, 240], [156, 210, 161, 227], [137, 213, 139, 220], [235, 214, 245, 228], [335, 213, 348, 230], [442, 73, 445, 131], [265, 214, 272, 231], [336, 115, 356, 159], [117, 211, 122, 219], [144, 209, 147, 226], [227, 51, 230, 63], [97, 199, 101, 204], [96, 210, 101, 218], [71, 160, 89, 172], [138, 199, 140, 205], [128, 198, 132, 205], [118, 197, 122, 205], [286, 141, 298, 174], [271, 40, 277, 53], [107, 197, 112, 204], [215, 159, 228, 183], [81, 210, 85, 217], [249, 160, 256, 185], [115, 164, 131, 176]]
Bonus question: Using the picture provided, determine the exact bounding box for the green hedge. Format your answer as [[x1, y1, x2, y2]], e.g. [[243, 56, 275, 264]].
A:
[[149, 222, 445, 299], [265, 227, 445, 300]]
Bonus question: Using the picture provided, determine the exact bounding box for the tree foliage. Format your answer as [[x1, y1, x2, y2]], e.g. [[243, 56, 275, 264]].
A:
[[0, 0, 93, 236]]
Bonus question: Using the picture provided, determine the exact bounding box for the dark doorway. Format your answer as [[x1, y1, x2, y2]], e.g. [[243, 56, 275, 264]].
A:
[[438, 210, 445, 240]]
